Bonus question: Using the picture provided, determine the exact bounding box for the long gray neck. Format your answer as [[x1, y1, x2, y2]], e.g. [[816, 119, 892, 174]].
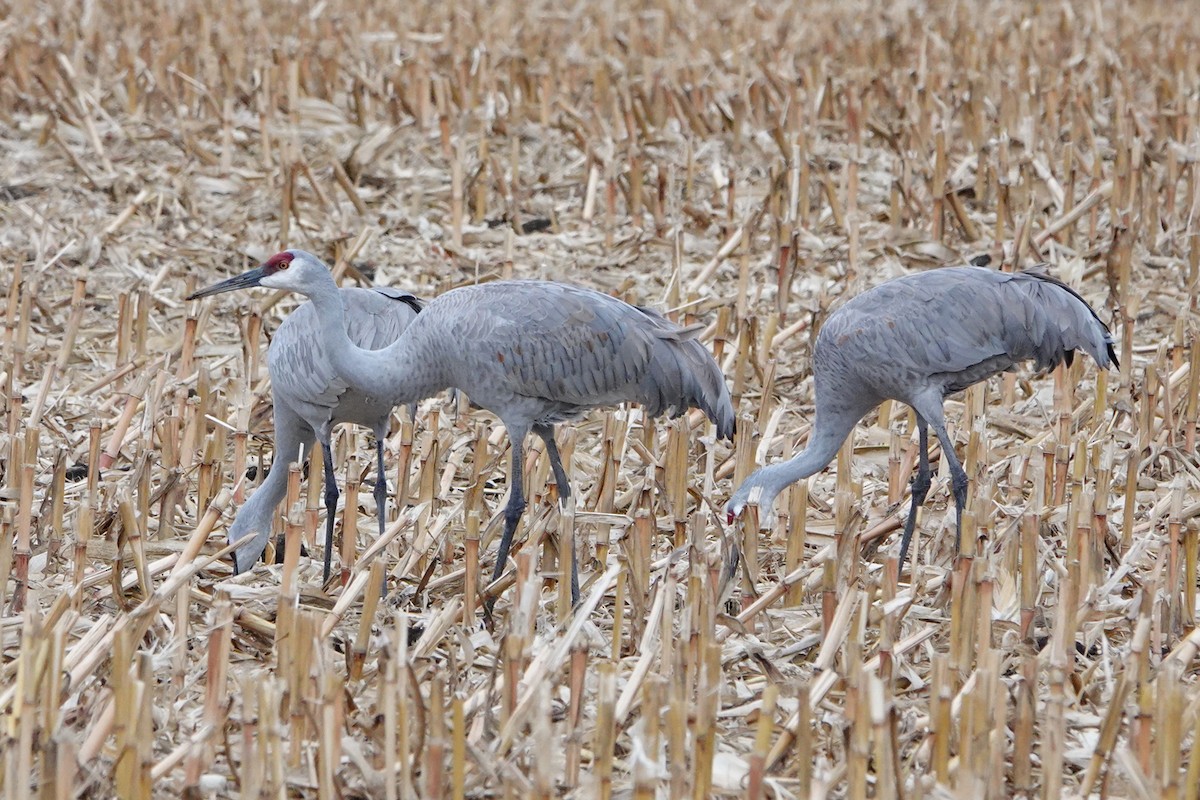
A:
[[228, 449, 288, 565], [228, 402, 313, 572], [303, 278, 447, 405], [762, 406, 857, 484], [735, 401, 868, 518]]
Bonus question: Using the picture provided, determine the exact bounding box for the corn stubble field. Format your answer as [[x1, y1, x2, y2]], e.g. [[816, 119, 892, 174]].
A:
[[1, 0, 1199, 796]]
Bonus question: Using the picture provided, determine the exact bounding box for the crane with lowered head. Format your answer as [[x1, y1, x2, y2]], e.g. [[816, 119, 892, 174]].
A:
[[726, 264, 1117, 568]]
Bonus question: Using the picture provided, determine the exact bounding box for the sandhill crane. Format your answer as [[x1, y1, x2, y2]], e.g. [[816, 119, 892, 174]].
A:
[[726, 265, 1118, 568], [202, 249, 735, 604], [188, 275, 422, 580]]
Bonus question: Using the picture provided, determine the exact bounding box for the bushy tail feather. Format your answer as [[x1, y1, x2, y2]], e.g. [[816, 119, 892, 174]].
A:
[[632, 304, 735, 438], [643, 336, 735, 440], [1020, 266, 1118, 371], [682, 338, 736, 440]]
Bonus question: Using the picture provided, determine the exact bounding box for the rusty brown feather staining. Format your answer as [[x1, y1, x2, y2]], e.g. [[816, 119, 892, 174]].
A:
[[497, 352, 505, 363], [836, 327, 868, 346]]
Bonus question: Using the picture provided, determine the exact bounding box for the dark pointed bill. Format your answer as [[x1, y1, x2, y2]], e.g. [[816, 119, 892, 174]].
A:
[[186, 265, 267, 301]]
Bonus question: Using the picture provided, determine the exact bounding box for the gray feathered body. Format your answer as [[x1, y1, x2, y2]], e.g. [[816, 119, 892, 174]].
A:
[[813, 266, 1117, 417], [371, 280, 735, 438], [270, 286, 422, 439], [332, 278, 734, 604], [726, 265, 1117, 533]]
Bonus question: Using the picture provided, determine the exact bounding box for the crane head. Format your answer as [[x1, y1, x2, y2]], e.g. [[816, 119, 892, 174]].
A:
[[723, 495, 746, 526], [186, 250, 330, 300], [723, 480, 775, 528]]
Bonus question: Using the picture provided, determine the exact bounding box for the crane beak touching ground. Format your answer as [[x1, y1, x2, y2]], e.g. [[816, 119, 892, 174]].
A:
[[186, 265, 266, 300]]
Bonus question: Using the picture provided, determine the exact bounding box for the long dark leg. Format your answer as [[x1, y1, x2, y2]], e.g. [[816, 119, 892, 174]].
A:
[[534, 424, 571, 502], [491, 425, 529, 587], [321, 439, 339, 583], [535, 424, 578, 605], [897, 413, 931, 568], [372, 424, 391, 597], [930, 420, 968, 552], [913, 395, 969, 555], [373, 426, 389, 541]]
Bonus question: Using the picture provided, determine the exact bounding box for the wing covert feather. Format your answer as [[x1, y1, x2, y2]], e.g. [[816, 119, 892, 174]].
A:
[[426, 281, 734, 436]]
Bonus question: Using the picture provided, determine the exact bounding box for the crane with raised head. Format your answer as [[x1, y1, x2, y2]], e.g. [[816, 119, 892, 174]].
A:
[[198, 249, 736, 605], [188, 271, 423, 581], [725, 264, 1118, 568]]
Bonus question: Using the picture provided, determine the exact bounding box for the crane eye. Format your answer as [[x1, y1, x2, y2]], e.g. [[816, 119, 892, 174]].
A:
[[277, 262, 289, 270]]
